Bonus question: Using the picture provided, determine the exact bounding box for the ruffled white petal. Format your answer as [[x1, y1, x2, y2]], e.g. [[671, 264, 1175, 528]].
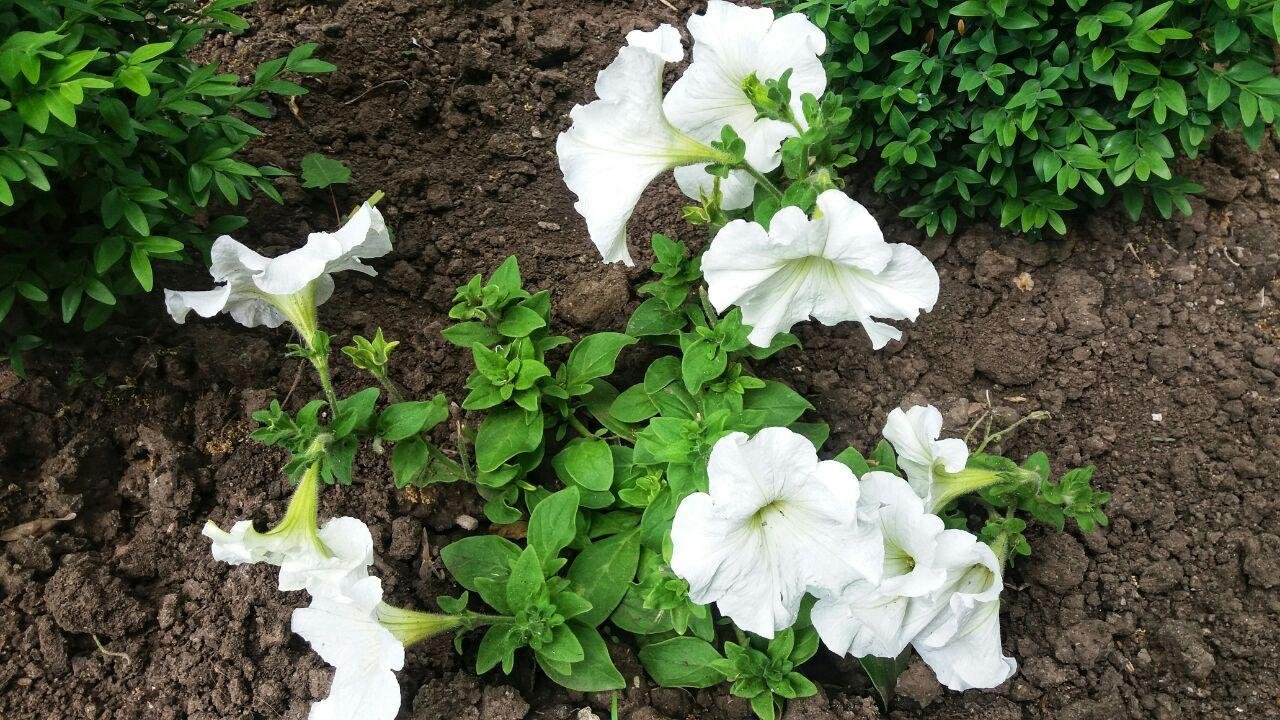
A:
[[814, 476, 991, 662], [203, 514, 374, 601], [664, 1, 826, 203], [673, 165, 756, 211], [882, 405, 970, 504], [163, 205, 389, 329], [556, 25, 716, 265], [256, 204, 391, 295], [911, 542, 1016, 690], [278, 517, 375, 598], [703, 190, 939, 348], [164, 286, 234, 325], [670, 427, 879, 638], [292, 576, 405, 720]]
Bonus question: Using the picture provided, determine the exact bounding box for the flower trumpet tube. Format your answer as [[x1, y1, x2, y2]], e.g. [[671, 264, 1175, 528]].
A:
[[202, 460, 374, 600]]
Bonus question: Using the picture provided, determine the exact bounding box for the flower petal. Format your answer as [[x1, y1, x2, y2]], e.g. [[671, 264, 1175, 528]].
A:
[[703, 191, 939, 348], [882, 405, 969, 503], [665, 1, 825, 172], [914, 598, 1016, 691], [164, 286, 231, 324], [813, 190, 892, 273], [673, 164, 756, 210], [279, 516, 375, 597], [291, 576, 405, 671], [309, 664, 402, 720], [670, 491, 799, 637], [556, 25, 710, 265], [812, 580, 912, 659], [671, 428, 877, 637]]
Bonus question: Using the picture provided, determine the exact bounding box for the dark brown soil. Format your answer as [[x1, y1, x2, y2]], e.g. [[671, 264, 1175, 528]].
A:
[[2, 1, 1279, 719]]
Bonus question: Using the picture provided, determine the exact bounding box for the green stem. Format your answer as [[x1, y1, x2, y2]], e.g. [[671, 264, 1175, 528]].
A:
[[425, 441, 471, 483], [310, 351, 341, 413], [974, 410, 1050, 454], [698, 286, 720, 324], [373, 370, 405, 404], [739, 162, 784, 200], [567, 413, 595, 439]]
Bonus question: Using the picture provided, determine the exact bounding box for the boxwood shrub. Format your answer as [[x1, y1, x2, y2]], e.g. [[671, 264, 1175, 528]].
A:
[[0, 0, 334, 372], [776, 0, 1280, 235]]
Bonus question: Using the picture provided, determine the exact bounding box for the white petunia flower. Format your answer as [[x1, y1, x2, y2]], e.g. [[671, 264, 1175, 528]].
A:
[[164, 203, 390, 339], [292, 576, 468, 720], [815, 513, 1016, 692], [882, 405, 970, 509], [702, 189, 940, 348], [666, 0, 826, 209], [669, 427, 882, 638], [292, 576, 404, 720], [556, 25, 729, 266], [202, 466, 373, 599], [811, 472, 978, 659], [908, 541, 1017, 691]]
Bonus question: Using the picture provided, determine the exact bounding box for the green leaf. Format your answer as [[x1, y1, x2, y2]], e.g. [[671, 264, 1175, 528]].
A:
[[566, 529, 641, 627], [118, 66, 150, 96], [475, 407, 543, 472], [129, 248, 153, 291], [332, 387, 380, 437], [566, 332, 637, 388], [496, 305, 546, 338], [639, 636, 726, 688], [506, 546, 547, 612], [627, 297, 686, 336], [859, 650, 912, 710], [868, 439, 898, 474], [834, 447, 871, 477], [391, 436, 429, 487], [527, 486, 580, 568], [742, 381, 812, 427], [539, 623, 625, 692], [554, 437, 615, 492], [300, 153, 351, 189], [440, 535, 521, 591], [378, 397, 449, 441]]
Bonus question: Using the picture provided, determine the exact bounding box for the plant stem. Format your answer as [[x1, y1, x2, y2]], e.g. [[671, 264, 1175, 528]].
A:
[[567, 413, 595, 439], [425, 441, 471, 482], [373, 371, 405, 403], [698, 286, 720, 324], [739, 162, 784, 200], [975, 410, 1050, 454], [310, 352, 341, 413]]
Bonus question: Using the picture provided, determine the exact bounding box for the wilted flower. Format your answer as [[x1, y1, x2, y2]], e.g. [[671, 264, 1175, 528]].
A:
[[882, 404, 970, 507], [666, 0, 826, 209], [556, 25, 728, 265], [702, 189, 939, 348], [164, 203, 390, 341], [203, 464, 372, 599], [669, 427, 881, 638]]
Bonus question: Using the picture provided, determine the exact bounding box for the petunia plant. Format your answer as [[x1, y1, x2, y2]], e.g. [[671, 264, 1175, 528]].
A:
[[180, 3, 1108, 720]]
